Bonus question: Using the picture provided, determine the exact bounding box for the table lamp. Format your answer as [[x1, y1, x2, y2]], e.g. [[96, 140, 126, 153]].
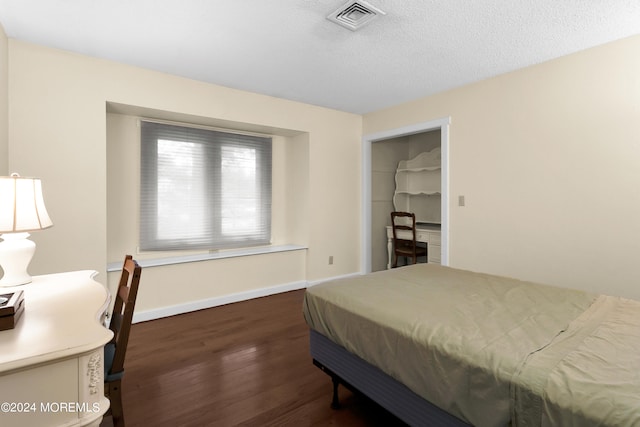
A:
[[0, 173, 53, 286]]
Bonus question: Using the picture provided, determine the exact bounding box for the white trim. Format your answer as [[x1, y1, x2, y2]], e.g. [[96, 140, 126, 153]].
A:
[[133, 280, 307, 323], [306, 271, 362, 287], [361, 139, 373, 273], [107, 244, 307, 272], [362, 117, 451, 273], [131, 271, 361, 323], [440, 121, 451, 266]]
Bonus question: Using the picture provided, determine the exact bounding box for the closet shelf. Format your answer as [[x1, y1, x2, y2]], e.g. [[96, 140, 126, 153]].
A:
[[395, 190, 441, 196], [397, 166, 441, 173], [393, 147, 442, 224]]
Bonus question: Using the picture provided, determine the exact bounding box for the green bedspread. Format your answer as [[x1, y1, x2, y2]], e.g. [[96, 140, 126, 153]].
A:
[[303, 264, 640, 426]]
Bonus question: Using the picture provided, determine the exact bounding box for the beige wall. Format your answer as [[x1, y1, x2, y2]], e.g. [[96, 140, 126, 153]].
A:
[[7, 40, 362, 313], [0, 24, 7, 175], [364, 35, 640, 300], [6, 28, 640, 313]]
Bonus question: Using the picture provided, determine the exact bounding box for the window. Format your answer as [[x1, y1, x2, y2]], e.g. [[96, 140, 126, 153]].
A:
[[140, 120, 272, 251]]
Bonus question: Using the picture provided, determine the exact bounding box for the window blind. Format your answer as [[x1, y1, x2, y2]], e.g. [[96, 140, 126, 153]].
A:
[[140, 120, 272, 251]]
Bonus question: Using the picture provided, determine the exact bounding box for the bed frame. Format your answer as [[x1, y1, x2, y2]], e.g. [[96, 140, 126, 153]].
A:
[[310, 329, 470, 427]]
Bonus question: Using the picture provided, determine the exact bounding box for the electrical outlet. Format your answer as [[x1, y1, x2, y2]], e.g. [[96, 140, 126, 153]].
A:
[[458, 195, 465, 207], [329, 256, 334, 265]]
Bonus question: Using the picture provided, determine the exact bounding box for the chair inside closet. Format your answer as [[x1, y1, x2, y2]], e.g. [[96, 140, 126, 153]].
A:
[[390, 211, 427, 267]]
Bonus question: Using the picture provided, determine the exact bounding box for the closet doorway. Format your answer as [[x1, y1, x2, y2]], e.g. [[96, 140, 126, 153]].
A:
[[361, 118, 450, 273]]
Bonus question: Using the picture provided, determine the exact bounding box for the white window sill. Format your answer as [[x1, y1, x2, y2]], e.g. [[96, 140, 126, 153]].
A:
[[107, 244, 307, 272]]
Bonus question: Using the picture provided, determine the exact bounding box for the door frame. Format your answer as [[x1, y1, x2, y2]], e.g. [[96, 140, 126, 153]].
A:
[[361, 117, 451, 273]]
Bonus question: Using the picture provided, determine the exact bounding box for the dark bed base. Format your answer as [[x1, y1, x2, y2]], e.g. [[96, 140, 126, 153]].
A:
[[310, 329, 470, 427]]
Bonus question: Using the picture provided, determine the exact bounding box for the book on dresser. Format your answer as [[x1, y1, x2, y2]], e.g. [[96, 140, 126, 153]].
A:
[[0, 290, 24, 331]]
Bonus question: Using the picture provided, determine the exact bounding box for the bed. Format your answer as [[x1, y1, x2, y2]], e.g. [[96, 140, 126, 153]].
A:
[[302, 263, 640, 426]]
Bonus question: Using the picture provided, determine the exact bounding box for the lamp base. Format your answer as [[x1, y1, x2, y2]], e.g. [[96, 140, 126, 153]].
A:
[[0, 233, 35, 287]]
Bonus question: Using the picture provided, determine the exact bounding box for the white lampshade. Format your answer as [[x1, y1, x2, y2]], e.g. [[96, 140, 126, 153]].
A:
[[0, 174, 53, 233], [0, 173, 53, 286]]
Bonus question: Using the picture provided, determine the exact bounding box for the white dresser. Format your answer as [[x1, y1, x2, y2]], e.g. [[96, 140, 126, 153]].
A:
[[0, 270, 113, 427]]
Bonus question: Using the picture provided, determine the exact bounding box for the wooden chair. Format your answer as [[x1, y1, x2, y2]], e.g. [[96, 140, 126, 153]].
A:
[[104, 255, 142, 427], [390, 212, 427, 267]]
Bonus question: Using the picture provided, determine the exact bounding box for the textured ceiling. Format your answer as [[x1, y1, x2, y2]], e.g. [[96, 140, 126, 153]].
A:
[[0, 0, 639, 114]]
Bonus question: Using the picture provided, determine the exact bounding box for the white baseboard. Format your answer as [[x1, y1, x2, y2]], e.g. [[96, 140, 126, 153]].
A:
[[132, 271, 363, 323], [132, 280, 307, 323], [306, 271, 361, 287]]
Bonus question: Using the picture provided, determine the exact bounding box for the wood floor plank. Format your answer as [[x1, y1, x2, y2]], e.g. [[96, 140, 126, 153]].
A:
[[103, 289, 406, 426]]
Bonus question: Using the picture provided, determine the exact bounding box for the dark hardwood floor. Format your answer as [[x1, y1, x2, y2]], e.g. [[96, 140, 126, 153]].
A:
[[104, 289, 406, 427]]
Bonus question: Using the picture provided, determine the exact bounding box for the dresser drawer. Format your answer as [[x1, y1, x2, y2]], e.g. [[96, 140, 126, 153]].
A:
[[428, 244, 441, 264], [416, 230, 440, 242], [429, 232, 441, 245]]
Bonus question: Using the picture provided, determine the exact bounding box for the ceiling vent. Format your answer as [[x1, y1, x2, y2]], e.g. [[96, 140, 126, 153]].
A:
[[327, 0, 386, 31]]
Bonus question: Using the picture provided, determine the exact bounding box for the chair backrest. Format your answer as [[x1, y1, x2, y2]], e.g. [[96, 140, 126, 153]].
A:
[[107, 255, 142, 376], [391, 211, 418, 248]]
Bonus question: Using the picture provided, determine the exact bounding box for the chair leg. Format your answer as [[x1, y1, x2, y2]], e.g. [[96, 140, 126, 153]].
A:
[[106, 379, 125, 427]]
